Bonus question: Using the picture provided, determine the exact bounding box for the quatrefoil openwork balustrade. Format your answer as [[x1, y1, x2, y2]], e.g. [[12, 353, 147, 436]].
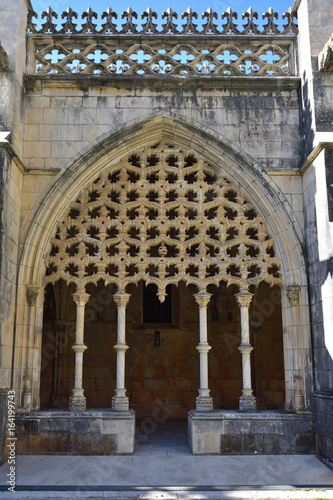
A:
[[44, 144, 283, 300], [28, 7, 297, 77]]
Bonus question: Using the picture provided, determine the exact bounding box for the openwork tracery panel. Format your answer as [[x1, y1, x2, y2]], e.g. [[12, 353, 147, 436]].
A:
[[44, 143, 282, 300], [27, 8, 297, 77]]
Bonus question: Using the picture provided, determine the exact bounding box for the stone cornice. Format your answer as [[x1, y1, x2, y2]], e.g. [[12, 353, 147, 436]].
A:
[[0, 133, 26, 173], [299, 133, 333, 175], [24, 74, 301, 92]]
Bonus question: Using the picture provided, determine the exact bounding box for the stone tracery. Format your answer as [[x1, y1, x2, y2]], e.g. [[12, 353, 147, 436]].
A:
[[44, 143, 282, 299]]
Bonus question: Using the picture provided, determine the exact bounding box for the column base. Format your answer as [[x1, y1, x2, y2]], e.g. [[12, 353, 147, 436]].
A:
[[196, 396, 213, 411], [112, 391, 129, 411], [69, 394, 86, 412], [294, 393, 305, 412], [23, 392, 32, 412], [239, 394, 257, 412]]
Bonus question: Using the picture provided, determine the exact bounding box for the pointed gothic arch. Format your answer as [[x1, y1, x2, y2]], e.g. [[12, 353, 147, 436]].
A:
[[15, 116, 312, 413]]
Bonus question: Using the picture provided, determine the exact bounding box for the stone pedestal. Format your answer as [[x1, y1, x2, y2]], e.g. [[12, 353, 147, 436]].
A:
[[188, 410, 314, 455], [15, 409, 136, 455]]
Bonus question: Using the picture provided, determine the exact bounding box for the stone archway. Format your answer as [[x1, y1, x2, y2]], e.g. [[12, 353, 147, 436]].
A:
[[42, 142, 283, 413], [15, 116, 312, 415]]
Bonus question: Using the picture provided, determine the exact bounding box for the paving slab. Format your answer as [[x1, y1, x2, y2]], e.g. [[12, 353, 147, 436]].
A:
[[1, 489, 333, 500], [0, 454, 332, 490]]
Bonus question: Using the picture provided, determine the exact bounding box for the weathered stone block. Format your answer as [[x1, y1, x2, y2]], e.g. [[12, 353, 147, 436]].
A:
[[15, 410, 135, 455], [188, 411, 314, 455]]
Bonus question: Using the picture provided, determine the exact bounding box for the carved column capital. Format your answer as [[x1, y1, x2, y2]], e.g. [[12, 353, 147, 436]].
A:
[[26, 285, 39, 306], [194, 291, 211, 309], [286, 286, 300, 306], [72, 293, 90, 307], [235, 290, 253, 309], [113, 291, 130, 308]]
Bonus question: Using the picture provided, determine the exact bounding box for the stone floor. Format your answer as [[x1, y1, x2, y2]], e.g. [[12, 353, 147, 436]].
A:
[[135, 418, 190, 456], [0, 420, 332, 495]]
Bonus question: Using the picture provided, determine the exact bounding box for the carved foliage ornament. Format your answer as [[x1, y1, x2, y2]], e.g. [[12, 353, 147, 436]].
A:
[[26, 285, 39, 306], [44, 143, 282, 301], [286, 285, 300, 306]]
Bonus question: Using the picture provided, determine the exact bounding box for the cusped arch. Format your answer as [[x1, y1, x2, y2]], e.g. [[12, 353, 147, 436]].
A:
[[19, 115, 306, 292], [44, 142, 282, 299]]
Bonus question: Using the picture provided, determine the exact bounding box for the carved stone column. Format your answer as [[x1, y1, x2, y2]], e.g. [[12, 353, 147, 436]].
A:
[[112, 291, 130, 411], [236, 290, 256, 412], [194, 291, 213, 411], [24, 285, 39, 411], [286, 285, 305, 411], [68, 293, 90, 411]]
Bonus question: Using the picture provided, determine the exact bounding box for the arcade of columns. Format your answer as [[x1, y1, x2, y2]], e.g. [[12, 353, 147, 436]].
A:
[[41, 143, 286, 413]]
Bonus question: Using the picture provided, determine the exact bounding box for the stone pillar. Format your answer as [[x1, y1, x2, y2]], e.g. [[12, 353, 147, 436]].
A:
[[68, 293, 90, 411], [23, 285, 39, 411], [285, 285, 305, 412], [194, 291, 213, 411], [112, 291, 130, 411], [236, 290, 256, 412]]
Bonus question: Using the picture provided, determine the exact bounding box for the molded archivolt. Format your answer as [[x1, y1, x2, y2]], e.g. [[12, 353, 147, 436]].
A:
[[16, 115, 312, 410]]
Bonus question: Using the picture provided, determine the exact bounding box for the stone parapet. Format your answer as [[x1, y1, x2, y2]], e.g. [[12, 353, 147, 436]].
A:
[[15, 409, 135, 455], [26, 7, 298, 78], [188, 410, 314, 454]]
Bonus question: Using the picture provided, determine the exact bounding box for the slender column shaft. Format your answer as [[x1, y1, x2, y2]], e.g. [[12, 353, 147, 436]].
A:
[[69, 293, 90, 411], [194, 291, 213, 412], [198, 306, 209, 389], [236, 290, 256, 412], [23, 285, 39, 411], [112, 291, 130, 411]]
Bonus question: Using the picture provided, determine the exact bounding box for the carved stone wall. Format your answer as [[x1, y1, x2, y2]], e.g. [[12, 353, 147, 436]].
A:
[[44, 143, 282, 298]]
